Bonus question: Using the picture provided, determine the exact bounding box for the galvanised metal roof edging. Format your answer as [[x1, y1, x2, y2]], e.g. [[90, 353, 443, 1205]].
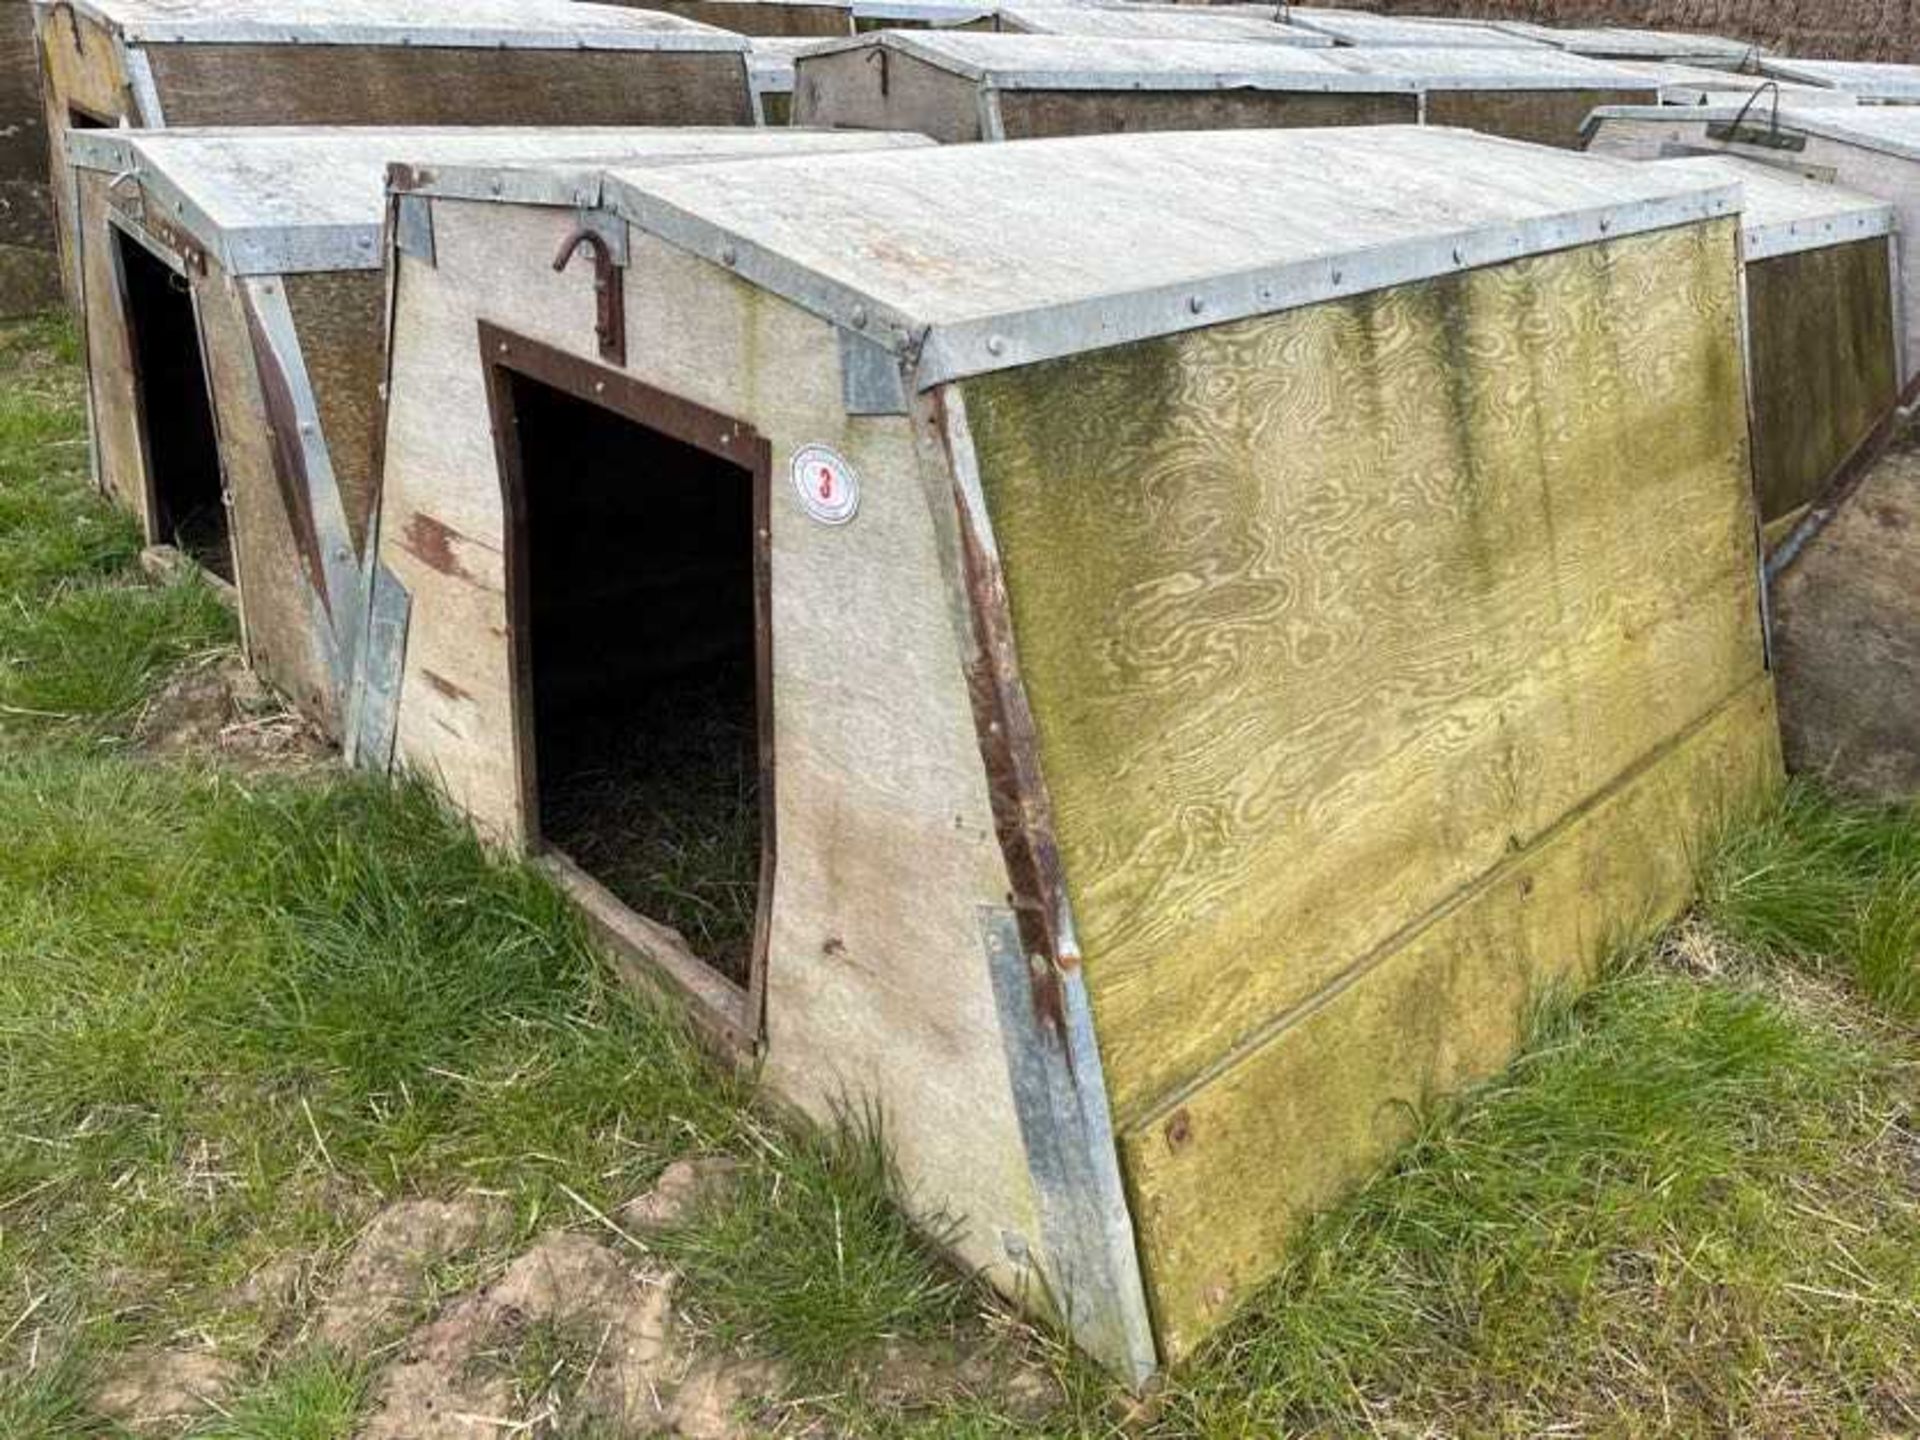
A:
[[596, 171, 1741, 390], [50, 0, 750, 52], [1760, 56, 1920, 101], [791, 31, 1419, 93], [1654, 157, 1894, 262]]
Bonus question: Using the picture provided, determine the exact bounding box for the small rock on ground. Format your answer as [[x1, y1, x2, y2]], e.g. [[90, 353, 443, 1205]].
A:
[[92, 1347, 240, 1434]]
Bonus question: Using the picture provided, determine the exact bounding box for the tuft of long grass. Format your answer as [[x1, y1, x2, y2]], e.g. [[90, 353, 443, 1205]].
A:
[[654, 1111, 971, 1380], [188, 1351, 366, 1440], [1702, 781, 1920, 1020]]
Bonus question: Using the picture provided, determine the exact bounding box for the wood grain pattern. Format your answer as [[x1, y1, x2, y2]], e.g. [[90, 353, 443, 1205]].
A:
[[1747, 238, 1898, 524], [1124, 675, 1782, 1359], [284, 270, 385, 558], [961, 218, 1764, 1123], [148, 44, 754, 127]]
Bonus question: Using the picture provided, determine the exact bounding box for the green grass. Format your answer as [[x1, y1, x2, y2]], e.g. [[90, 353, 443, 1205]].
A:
[[1703, 782, 1920, 1020], [2, 312, 1918, 1437], [189, 1352, 366, 1440], [653, 1111, 971, 1380], [0, 314, 232, 739]]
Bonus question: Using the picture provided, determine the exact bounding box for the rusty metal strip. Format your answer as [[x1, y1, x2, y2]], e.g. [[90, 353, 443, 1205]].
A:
[[934, 385, 1157, 1384], [239, 276, 365, 698], [981, 906, 1158, 1386]]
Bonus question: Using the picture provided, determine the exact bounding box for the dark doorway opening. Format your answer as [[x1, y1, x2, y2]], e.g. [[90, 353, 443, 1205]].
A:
[[500, 356, 770, 992], [115, 228, 229, 579], [67, 105, 112, 131]]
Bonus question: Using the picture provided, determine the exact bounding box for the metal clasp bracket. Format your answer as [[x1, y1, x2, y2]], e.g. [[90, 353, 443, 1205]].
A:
[[553, 225, 626, 368]]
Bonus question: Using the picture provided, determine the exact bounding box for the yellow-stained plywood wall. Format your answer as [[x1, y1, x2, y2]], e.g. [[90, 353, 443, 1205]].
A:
[[961, 217, 1778, 1353]]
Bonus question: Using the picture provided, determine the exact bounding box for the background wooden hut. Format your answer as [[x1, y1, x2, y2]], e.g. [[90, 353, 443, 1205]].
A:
[[366, 126, 1777, 1377], [2, 0, 58, 316], [1283, 10, 1543, 49], [1654, 155, 1896, 537], [64, 126, 927, 735], [991, 5, 1330, 45], [1759, 57, 1920, 103], [32, 0, 756, 301], [1317, 45, 1659, 148], [612, 0, 853, 39], [791, 33, 1419, 141], [1487, 21, 1759, 69], [1628, 60, 1862, 108], [1588, 104, 1920, 799], [1585, 106, 1920, 384], [849, 0, 998, 31]]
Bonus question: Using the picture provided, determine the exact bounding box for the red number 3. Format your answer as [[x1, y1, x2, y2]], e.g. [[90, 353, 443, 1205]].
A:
[[818, 466, 836, 501]]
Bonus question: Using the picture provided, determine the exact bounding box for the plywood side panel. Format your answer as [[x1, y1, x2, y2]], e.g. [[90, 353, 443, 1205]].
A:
[[792, 46, 986, 140], [1747, 239, 1899, 524], [196, 265, 342, 730], [77, 176, 146, 524], [995, 87, 1417, 138], [1125, 676, 1782, 1359], [149, 45, 754, 127], [962, 218, 1763, 1122], [1424, 86, 1655, 149], [378, 198, 1049, 1299], [283, 270, 385, 558]]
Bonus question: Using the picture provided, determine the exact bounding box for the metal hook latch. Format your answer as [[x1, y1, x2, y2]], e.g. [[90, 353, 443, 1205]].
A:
[[552, 226, 626, 368]]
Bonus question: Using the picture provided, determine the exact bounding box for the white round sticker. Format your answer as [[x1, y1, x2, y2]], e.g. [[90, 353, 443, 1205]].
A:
[[790, 444, 860, 526]]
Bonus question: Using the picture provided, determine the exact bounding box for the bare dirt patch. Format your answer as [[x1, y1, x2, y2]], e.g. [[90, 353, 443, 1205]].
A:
[[132, 649, 331, 773], [92, 1346, 241, 1434], [315, 1195, 514, 1354]]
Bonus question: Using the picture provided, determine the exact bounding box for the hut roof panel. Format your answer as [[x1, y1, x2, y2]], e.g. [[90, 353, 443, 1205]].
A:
[[1616, 60, 1860, 106], [66, 126, 929, 273], [1283, 10, 1544, 48], [1759, 57, 1920, 101], [994, 6, 1331, 46], [794, 32, 1407, 89], [53, 0, 748, 51], [1319, 45, 1656, 90], [558, 126, 1739, 382], [1490, 21, 1757, 63], [1654, 154, 1893, 259], [1590, 101, 1920, 164]]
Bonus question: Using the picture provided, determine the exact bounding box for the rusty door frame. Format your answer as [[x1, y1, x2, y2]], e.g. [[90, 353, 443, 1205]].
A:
[[478, 320, 776, 1053]]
